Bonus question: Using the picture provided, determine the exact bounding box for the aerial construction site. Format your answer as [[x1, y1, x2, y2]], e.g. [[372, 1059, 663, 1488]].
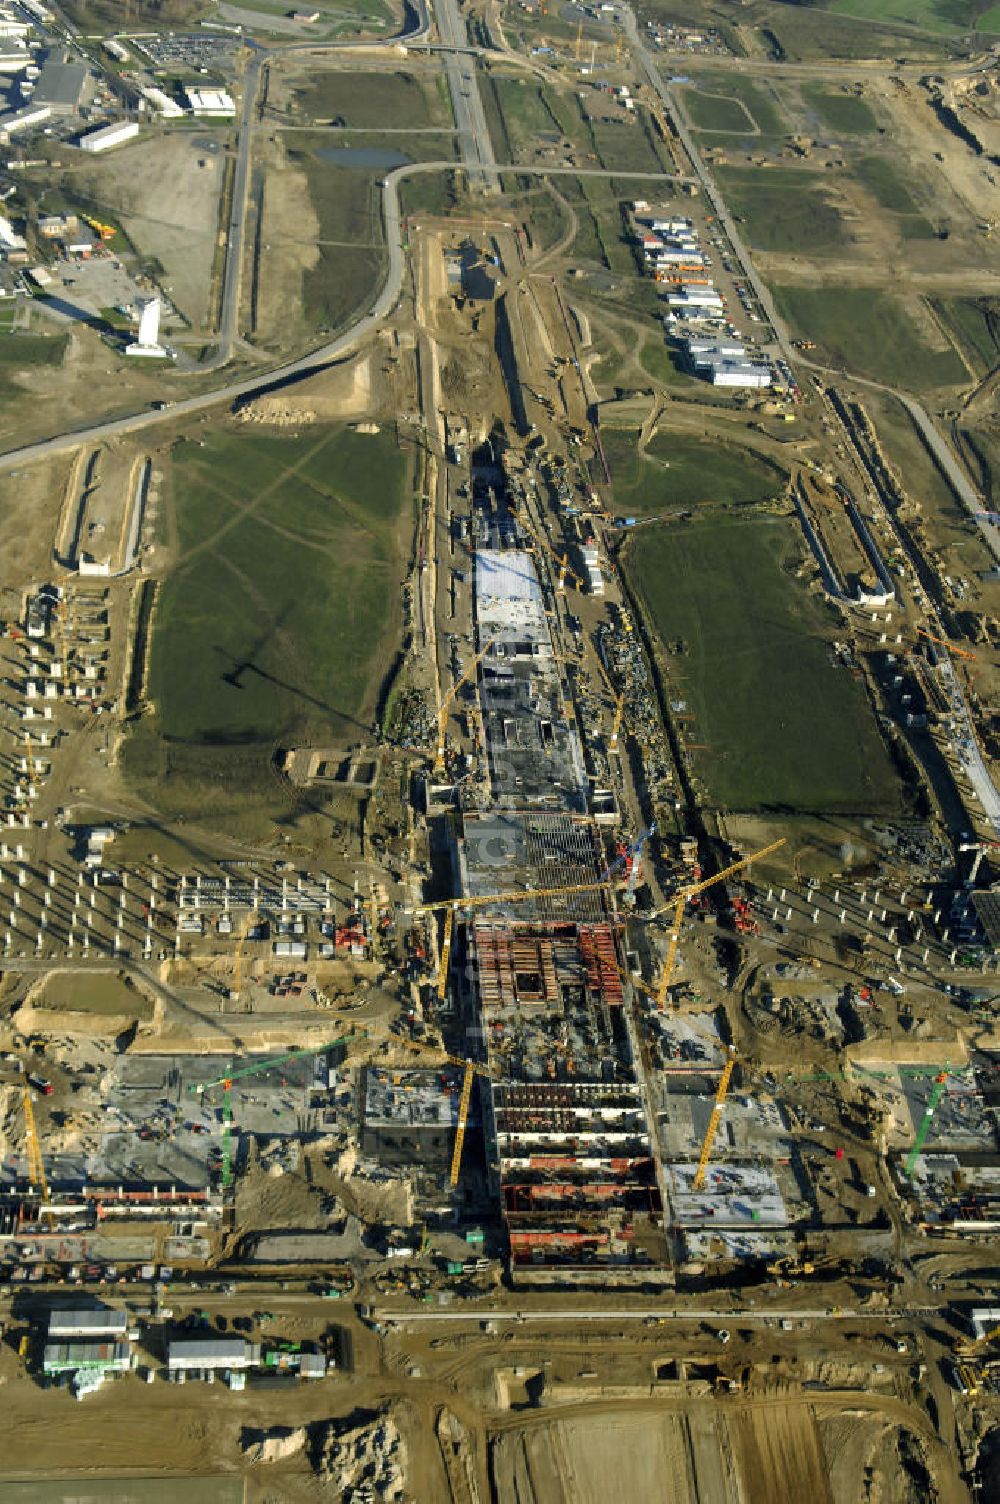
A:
[[0, 0, 997, 1498]]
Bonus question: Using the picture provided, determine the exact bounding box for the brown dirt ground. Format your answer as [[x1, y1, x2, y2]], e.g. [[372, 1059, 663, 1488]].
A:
[[254, 138, 320, 349]]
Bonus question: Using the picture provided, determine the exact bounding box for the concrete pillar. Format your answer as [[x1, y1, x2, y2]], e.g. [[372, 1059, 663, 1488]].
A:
[[812, 908, 820, 924], [785, 907, 793, 921], [949, 948, 957, 965], [839, 909, 847, 925]]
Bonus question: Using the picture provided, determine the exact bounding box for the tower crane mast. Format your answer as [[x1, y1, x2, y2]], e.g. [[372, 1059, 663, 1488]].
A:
[[656, 839, 785, 1007], [692, 1049, 737, 1192]]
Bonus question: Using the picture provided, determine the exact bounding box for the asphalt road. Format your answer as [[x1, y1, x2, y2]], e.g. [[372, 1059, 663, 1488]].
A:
[[214, 52, 263, 368], [0, 158, 688, 474], [432, 0, 501, 194], [374, 1304, 937, 1323]]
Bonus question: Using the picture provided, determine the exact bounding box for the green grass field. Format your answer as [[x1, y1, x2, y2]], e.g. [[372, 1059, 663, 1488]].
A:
[[0, 332, 69, 402], [853, 155, 921, 214], [831, 0, 1000, 35], [132, 426, 412, 815], [800, 84, 879, 134], [0, 332, 68, 365], [602, 427, 786, 512], [287, 143, 386, 330], [850, 155, 936, 238], [960, 427, 1000, 507], [931, 296, 1000, 375], [295, 69, 449, 128], [772, 286, 968, 389], [638, 338, 700, 390], [682, 89, 756, 134], [715, 168, 846, 255], [688, 73, 786, 135], [625, 516, 902, 813]]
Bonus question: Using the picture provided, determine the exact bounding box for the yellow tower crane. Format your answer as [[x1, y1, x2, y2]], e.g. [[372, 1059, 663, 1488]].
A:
[[435, 637, 495, 774], [415, 873, 617, 918], [23, 1086, 54, 1230], [400, 1037, 496, 1185], [692, 1048, 737, 1192], [957, 1321, 1000, 1360], [436, 906, 454, 1001], [656, 839, 786, 1008], [512, 508, 583, 592]]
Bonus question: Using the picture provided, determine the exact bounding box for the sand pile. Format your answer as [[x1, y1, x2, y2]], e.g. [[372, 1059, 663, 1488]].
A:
[[242, 1426, 307, 1464], [311, 1409, 406, 1500]]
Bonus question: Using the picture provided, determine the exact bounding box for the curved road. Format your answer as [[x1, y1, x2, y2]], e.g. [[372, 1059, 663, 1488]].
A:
[[0, 157, 689, 473]]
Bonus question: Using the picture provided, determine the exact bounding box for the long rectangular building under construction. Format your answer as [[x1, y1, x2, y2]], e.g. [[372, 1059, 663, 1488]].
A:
[[451, 529, 667, 1279]]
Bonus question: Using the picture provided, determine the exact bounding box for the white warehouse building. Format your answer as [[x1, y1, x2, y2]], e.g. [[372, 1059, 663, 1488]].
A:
[[168, 1338, 261, 1372], [0, 103, 50, 138], [78, 119, 139, 152], [185, 87, 235, 117], [48, 1308, 129, 1340], [667, 290, 724, 310], [706, 360, 772, 389]]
